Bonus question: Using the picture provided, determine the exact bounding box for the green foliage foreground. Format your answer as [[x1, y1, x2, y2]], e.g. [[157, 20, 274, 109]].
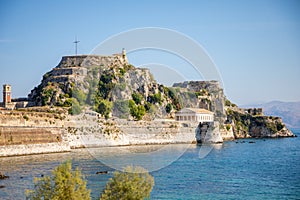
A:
[[26, 162, 154, 200], [26, 160, 90, 200], [100, 166, 154, 200]]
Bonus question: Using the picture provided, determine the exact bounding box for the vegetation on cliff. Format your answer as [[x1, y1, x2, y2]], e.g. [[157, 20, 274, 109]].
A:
[[28, 55, 192, 120], [26, 54, 294, 139], [226, 107, 293, 138]]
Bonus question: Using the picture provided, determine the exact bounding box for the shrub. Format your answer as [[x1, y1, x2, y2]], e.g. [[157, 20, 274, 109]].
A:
[[165, 103, 173, 113], [130, 105, 146, 120], [276, 122, 284, 131], [119, 68, 126, 76], [226, 124, 231, 131], [168, 88, 176, 99], [132, 92, 143, 105], [96, 72, 116, 100], [152, 93, 162, 104], [129, 101, 146, 120], [41, 87, 54, 106], [100, 166, 154, 200], [64, 98, 73, 107], [26, 160, 90, 200], [167, 88, 181, 110], [96, 99, 113, 119], [225, 99, 237, 107], [23, 115, 29, 121], [148, 92, 162, 104]]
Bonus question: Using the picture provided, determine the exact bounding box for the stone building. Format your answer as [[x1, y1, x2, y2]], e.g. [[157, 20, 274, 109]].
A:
[[1, 84, 29, 110], [175, 108, 214, 123], [3, 84, 11, 105]]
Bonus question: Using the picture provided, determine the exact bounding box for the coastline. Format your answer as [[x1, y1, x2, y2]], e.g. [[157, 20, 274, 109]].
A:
[[0, 134, 296, 158], [0, 110, 296, 157]]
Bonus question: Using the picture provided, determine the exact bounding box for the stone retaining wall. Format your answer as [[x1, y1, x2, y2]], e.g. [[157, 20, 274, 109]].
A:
[[0, 127, 62, 145], [0, 142, 70, 157]]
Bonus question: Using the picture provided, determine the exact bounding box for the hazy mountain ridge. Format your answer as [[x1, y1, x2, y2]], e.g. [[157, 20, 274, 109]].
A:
[[241, 101, 300, 129]]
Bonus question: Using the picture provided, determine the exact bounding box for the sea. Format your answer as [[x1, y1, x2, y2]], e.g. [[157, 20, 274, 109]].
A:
[[0, 129, 299, 200]]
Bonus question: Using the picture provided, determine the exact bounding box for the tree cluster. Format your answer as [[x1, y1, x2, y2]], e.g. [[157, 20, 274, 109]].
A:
[[26, 161, 154, 200]]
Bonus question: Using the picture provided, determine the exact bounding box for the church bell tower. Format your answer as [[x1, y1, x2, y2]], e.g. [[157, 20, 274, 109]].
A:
[[3, 84, 11, 105]]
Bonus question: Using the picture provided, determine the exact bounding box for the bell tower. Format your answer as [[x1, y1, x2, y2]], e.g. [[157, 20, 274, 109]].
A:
[[3, 84, 11, 105]]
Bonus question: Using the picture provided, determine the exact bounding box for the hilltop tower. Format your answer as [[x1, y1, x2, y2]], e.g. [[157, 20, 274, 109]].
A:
[[3, 84, 11, 105], [122, 48, 128, 63]]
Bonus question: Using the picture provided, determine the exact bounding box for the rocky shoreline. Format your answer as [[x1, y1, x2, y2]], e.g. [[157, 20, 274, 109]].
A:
[[0, 110, 296, 157]]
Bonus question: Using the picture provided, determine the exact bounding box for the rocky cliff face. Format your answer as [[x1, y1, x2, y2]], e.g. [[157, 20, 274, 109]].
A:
[[243, 101, 300, 129], [27, 53, 295, 140], [28, 53, 204, 119], [226, 107, 295, 138], [173, 81, 226, 124], [28, 54, 128, 106]]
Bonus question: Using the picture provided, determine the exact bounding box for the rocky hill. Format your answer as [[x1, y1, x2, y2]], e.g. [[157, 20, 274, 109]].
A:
[[242, 101, 300, 129], [27, 52, 296, 140]]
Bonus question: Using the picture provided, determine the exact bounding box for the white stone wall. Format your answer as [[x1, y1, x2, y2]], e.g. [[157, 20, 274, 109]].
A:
[[0, 142, 70, 157]]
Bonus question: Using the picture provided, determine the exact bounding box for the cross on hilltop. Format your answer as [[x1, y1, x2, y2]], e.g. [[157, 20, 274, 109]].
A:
[[73, 36, 80, 55]]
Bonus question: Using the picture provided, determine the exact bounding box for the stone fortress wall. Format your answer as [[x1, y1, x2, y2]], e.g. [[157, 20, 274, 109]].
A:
[[0, 109, 199, 157]]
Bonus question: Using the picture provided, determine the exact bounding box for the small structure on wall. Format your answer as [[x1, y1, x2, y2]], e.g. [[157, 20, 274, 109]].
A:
[[175, 108, 214, 123]]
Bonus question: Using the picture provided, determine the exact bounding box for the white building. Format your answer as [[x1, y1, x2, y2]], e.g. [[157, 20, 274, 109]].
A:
[[175, 108, 214, 123]]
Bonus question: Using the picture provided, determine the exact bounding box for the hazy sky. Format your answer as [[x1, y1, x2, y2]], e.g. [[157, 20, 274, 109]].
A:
[[1, 0, 299, 105]]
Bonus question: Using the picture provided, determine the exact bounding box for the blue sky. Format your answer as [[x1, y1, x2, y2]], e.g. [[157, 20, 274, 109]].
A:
[[0, 0, 299, 105]]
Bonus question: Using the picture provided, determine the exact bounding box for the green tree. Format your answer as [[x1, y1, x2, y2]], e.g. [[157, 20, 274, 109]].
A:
[[165, 103, 173, 113], [41, 87, 54, 106], [129, 101, 146, 121], [132, 92, 143, 105], [150, 93, 162, 104], [26, 160, 90, 200], [97, 73, 115, 100], [96, 99, 113, 119], [100, 166, 154, 200]]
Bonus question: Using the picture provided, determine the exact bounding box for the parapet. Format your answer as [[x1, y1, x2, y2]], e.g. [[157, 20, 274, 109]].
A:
[[57, 53, 128, 68]]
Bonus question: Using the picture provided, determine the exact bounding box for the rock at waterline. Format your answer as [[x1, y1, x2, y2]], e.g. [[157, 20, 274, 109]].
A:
[[96, 171, 108, 175], [0, 172, 9, 179]]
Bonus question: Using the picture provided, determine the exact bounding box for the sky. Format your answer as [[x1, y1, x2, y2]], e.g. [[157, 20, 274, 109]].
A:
[[0, 0, 299, 105]]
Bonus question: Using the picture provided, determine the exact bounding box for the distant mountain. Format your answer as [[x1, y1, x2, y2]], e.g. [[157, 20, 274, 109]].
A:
[[241, 101, 300, 129]]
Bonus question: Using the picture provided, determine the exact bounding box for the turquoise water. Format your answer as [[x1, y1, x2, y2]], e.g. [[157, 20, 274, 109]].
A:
[[0, 130, 299, 200]]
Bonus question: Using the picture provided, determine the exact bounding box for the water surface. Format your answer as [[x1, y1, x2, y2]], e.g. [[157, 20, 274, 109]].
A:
[[0, 131, 299, 200]]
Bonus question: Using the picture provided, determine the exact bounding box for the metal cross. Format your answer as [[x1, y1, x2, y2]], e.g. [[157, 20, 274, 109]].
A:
[[73, 36, 80, 55]]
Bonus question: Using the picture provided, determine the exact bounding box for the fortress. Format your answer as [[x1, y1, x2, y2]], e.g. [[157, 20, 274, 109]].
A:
[[0, 49, 295, 156], [1, 49, 128, 110]]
